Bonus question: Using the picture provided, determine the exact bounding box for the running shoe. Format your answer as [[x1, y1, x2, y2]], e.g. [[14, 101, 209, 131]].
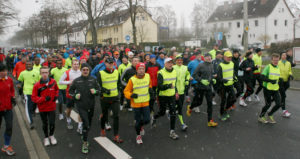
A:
[[207, 120, 218, 127], [212, 100, 217, 106], [169, 130, 179, 140], [151, 117, 156, 128], [258, 116, 268, 124], [239, 98, 247, 107], [77, 126, 83, 135], [246, 96, 252, 102], [1, 146, 16, 156], [136, 135, 143, 144], [105, 122, 112, 131], [181, 124, 188, 131], [282, 110, 291, 118], [226, 113, 230, 119], [193, 107, 201, 113], [101, 129, 106, 137], [49, 136, 57, 145], [268, 115, 276, 124], [220, 114, 227, 121], [82, 142, 89, 154], [44, 138, 50, 147], [113, 135, 124, 143], [186, 105, 192, 117], [59, 114, 64, 120]]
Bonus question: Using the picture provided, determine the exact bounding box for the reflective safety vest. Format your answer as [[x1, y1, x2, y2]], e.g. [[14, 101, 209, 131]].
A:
[[220, 62, 234, 86], [100, 70, 119, 97], [131, 73, 150, 103], [158, 68, 177, 96], [253, 54, 262, 73], [267, 64, 280, 91]]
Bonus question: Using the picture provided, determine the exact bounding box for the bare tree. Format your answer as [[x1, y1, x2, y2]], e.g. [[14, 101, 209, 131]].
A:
[[76, 0, 117, 47], [0, 0, 16, 34], [258, 34, 271, 47]]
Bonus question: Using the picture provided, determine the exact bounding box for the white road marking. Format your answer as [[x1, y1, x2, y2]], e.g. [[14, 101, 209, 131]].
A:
[[94, 137, 132, 159], [70, 110, 79, 123], [71, 110, 132, 159]]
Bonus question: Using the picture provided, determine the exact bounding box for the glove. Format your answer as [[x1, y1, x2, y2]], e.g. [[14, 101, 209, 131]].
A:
[[11, 98, 16, 106], [131, 93, 138, 99], [269, 80, 277, 84], [75, 94, 81, 100], [289, 75, 294, 81], [201, 79, 210, 86], [166, 84, 173, 89], [45, 96, 51, 102], [175, 93, 179, 100], [222, 79, 229, 83], [90, 88, 97, 95], [212, 79, 216, 85], [102, 88, 111, 95], [52, 96, 57, 102]]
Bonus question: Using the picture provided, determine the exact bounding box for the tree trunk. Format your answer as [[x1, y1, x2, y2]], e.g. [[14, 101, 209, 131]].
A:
[[87, 0, 97, 47]]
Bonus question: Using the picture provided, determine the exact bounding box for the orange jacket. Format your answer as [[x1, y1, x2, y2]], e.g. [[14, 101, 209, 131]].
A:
[[124, 74, 152, 108], [13, 61, 26, 78]]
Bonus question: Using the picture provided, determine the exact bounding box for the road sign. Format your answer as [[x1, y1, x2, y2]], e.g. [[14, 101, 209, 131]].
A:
[[214, 32, 223, 41], [245, 26, 249, 32], [125, 35, 130, 42], [145, 46, 151, 52]]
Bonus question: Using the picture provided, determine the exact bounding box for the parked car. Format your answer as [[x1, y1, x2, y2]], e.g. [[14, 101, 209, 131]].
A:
[[230, 44, 244, 52]]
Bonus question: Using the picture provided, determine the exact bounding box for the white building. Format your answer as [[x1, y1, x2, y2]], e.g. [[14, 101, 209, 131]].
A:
[[58, 20, 88, 46], [206, 0, 295, 47], [294, 10, 300, 39]]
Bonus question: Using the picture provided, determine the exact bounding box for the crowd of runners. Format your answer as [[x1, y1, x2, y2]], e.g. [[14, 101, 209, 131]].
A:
[[0, 44, 296, 155]]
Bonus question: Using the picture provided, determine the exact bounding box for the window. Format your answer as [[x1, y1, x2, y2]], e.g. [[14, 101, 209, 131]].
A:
[[237, 22, 240, 28], [119, 17, 122, 22], [227, 35, 231, 38], [274, 34, 278, 40], [285, 20, 288, 26], [250, 34, 252, 38], [238, 34, 241, 38], [274, 20, 277, 26], [253, 34, 255, 38], [213, 24, 217, 28], [221, 23, 224, 28], [255, 20, 258, 27], [228, 22, 232, 28]]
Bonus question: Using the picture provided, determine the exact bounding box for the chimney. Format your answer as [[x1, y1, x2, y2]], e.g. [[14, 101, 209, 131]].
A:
[[260, 0, 268, 5]]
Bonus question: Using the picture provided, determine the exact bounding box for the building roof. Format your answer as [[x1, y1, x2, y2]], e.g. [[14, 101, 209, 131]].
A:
[[71, 20, 88, 32], [207, 0, 286, 23]]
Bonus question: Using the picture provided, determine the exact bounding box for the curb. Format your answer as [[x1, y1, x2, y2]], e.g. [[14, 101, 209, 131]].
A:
[[289, 87, 300, 91]]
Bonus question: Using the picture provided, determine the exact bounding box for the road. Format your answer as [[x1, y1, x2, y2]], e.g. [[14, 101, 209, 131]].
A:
[[10, 89, 300, 159]]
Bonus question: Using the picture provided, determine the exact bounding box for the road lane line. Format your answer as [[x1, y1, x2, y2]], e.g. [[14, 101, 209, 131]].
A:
[[94, 137, 132, 159]]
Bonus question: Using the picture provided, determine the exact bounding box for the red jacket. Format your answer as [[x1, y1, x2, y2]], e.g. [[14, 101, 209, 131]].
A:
[[0, 76, 15, 111], [13, 61, 26, 78], [31, 78, 59, 112], [0, 53, 5, 62], [42, 61, 56, 68], [146, 62, 160, 87]]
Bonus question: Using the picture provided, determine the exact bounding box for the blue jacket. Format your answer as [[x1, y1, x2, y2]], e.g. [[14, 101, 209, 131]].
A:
[[113, 58, 122, 67], [91, 63, 116, 78], [156, 58, 165, 68], [188, 59, 203, 84]]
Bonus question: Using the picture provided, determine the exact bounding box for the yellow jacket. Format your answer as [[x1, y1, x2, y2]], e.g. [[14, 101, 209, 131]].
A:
[[278, 60, 292, 82]]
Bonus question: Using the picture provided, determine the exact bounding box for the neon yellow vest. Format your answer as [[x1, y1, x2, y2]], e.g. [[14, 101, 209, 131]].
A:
[[158, 68, 177, 96], [100, 70, 119, 97], [253, 54, 262, 73], [267, 64, 280, 91], [220, 62, 234, 86], [131, 73, 150, 103]]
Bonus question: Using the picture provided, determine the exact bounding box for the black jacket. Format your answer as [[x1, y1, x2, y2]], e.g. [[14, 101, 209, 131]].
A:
[[121, 66, 136, 86], [232, 57, 241, 77], [88, 57, 100, 69], [97, 68, 121, 102], [239, 58, 257, 80], [287, 55, 296, 67], [69, 75, 100, 110], [193, 61, 214, 90]]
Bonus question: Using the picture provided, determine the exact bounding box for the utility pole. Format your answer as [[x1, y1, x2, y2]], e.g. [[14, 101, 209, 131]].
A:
[[243, 0, 248, 52]]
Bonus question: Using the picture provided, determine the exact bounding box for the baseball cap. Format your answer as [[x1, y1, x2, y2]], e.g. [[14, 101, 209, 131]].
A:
[[136, 62, 146, 71], [164, 58, 173, 64], [105, 57, 114, 63], [224, 51, 233, 57]]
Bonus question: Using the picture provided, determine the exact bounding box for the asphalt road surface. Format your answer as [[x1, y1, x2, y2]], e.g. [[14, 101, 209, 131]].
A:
[[9, 89, 300, 159]]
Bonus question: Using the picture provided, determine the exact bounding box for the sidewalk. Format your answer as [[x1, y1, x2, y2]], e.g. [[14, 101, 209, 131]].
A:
[[290, 80, 300, 90]]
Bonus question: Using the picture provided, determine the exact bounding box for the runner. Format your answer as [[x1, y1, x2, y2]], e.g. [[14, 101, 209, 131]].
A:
[[124, 62, 152, 144], [31, 67, 59, 147], [50, 59, 67, 120], [216, 51, 236, 121], [18, 61, 40, 129], [118, 55, 131, 110], [239, 51, 257, 107], [252, 48, 263, 101], [278, 53, 293, 117], [173, 55, 190, 131], [258, 53, 282, 124], [59, 59, 82, 132], [0, 64, 16, 155], [69, 63, 100, 153], [187, 53, 218, 127], [152, 58, 179, 140], [97, 57, 123, 143]]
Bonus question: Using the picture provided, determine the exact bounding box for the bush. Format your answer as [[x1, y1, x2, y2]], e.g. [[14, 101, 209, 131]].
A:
[[268, 41, 300, 55]]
